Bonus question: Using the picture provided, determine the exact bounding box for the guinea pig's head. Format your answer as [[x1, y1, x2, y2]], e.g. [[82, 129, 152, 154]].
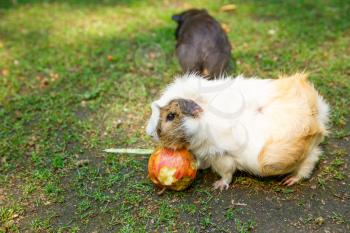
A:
[[146, 98, 202, 150]]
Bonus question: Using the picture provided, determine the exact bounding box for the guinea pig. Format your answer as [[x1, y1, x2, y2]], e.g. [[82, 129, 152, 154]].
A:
[[146, 73, 329, 190], [172, 9, 232, 79]]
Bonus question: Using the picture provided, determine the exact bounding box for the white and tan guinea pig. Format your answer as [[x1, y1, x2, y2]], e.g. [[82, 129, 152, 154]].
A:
[[146, 73, 329, 190]]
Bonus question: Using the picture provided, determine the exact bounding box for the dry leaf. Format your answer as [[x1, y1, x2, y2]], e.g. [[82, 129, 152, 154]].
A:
[[268, 29, 276, 35], [40, 78, 49, 89], [44, 201, 51, 206], [220, 4, 237, 12], [1, 69, 9, 76], [49, 72, 59, 81], [221, 23, 230, 33], [37, 76, 49, 89], [183, 3, 192, 9], [314, 217, 325, 225], [148, 52, 156, 59]]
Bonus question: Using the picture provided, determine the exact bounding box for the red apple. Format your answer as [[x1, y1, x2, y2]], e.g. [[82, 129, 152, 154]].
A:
[[148, 147, 197, 191]]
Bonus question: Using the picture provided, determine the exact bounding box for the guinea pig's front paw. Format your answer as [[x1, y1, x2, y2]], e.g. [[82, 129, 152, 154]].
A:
[[213, 179, 229, 191], [196, 160, 210, 170]]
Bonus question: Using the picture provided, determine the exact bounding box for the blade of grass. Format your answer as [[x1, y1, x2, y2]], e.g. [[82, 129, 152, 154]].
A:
[[103, 148, 153, 154]]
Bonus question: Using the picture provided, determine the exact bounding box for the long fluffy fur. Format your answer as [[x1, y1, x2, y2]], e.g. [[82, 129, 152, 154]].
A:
[[146, 73, 329, 187]]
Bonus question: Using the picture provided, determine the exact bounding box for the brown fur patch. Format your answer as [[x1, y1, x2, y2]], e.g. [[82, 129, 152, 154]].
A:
[[157, 100, 189, 150], [258, 73, 325, 176], [202, 68, 209, 76], [259, 133, 322, 176]]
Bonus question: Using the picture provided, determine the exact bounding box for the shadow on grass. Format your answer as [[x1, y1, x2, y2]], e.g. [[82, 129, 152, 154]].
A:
[[0, 24, 177, 165], [0, 21, 179, 232]]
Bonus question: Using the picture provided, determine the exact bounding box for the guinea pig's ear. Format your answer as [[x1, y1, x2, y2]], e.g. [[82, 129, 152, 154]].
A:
[[177, 98, 203, 118], [146, 101, 161, 137]]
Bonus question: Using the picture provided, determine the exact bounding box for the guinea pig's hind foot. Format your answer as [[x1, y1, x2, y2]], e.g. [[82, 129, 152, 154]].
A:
[[213, 179, 230, 191], [282, 147, 321, 186], [281, 175, 302, 186]]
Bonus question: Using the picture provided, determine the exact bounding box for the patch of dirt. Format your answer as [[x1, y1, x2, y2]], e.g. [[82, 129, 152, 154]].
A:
[[9, 136, 350, 232]]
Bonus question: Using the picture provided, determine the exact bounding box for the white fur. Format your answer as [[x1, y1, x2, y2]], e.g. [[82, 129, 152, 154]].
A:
[[146, 73, 329, 188]]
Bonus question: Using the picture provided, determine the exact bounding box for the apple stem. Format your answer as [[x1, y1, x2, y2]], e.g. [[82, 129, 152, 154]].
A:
[[157, 187, 166, 195]]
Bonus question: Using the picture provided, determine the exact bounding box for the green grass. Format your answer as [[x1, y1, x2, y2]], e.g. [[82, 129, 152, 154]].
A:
[[0, 0, 349, 232]]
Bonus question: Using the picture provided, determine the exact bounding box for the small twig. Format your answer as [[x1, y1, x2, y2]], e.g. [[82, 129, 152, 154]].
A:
[[332, 193, 345, 200], [231, 200, 247, 206], [157, 187, 166, 195], [103, 148, 153, 155]]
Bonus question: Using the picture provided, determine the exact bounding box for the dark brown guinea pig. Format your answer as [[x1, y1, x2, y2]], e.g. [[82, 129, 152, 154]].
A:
[[156, 98, 202, 150], [172, 9, 232, 79]]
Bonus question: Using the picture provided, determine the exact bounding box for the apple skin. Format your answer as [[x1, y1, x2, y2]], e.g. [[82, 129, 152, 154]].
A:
[[148, 147, 197, 191]]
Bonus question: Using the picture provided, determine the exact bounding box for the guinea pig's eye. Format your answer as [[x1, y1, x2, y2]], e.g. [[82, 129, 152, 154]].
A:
[[166, 112, 176, 121]]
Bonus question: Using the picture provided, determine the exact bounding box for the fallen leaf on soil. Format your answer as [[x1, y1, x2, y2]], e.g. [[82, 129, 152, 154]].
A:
[[114, 119, 122, 128], [1, 69, 9, 76], [49, 72, 59, 81], [221, 23, 230, 33], [28, 135, 37, 147], [268, 29, 276, 35], [220, 4, 237, 12], [148, 52, 156, 59], [44, 201, 51, 205], [314, 217, 325, 225], [40, 78, 49, 88], [36, 76, 50, 89], [80, 100, 87, 107], [183, 3, 192, 9]]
